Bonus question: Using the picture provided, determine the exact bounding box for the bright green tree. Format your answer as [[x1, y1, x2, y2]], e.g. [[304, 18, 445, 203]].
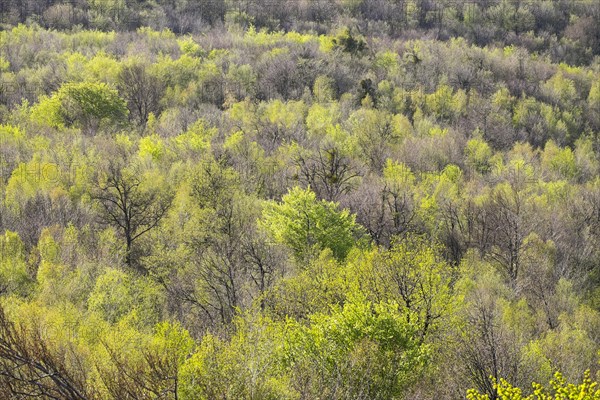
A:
[[260, 186, 364, 262], [32, 82, 128, 134], [284, 295, 430, 400]]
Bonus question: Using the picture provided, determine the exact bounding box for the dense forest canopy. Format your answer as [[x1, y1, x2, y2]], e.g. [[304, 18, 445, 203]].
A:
[[0, 0, 600, 399]]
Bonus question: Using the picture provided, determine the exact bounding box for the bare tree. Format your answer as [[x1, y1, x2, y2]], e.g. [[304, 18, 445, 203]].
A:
[[484, 186, 528, 285], [98, 340, 182, 400], [456, 288, 523, 400], [0, 305, 91, 400], [295, 146, 361, 202], [346, 174, 415, 247], [472, 163, 537, 287], [92, 163, 172, 272], [117, 62, 165, 127]]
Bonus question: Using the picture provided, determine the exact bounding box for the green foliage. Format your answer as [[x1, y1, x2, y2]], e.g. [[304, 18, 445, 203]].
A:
[[313, 75, 336, 103], [138, 134, 166, 162], [425, 85, 465, 121], [0, 231, 30, 295], [31, 81, 128, 133], [30, 94, 65, 128], [260, 186, 363, 262], [283, 296, 430, 399], [358, 234, 454, 341], [465, 138, 493, 174], [306, 102, 341, 138], [3, 156, 65, 209], [541, 140, 578, 180], [265, 249, 353, 319], [332, 28, 366, 56], [1, 7, 600, 400], [543, 72, 578, 108], [88, 268, 164, 325], [180, 315, 295, 400]]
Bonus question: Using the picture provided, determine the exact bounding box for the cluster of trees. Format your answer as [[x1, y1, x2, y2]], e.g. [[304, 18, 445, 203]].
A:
[[1, 0, 599, 64], [1, 1, 600, 399]]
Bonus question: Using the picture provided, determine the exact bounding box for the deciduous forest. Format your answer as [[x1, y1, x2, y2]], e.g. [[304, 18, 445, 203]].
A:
[[0, 0, 599, 398]]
